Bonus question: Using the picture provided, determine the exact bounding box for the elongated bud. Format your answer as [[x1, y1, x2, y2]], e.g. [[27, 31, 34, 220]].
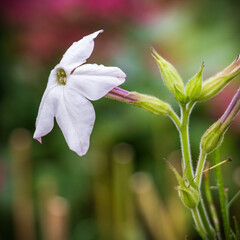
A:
[[198, 55, 240, 101], [152, 49, 185, 103], [106, 87, 170, 115], [201, 88, 240, 154], [167, 162, 199, 209], [220, 88, 240, 129], [185, 63, 204, 101], [132, 92, 170, 115], [106, 87, 140, 103], [200, 121, 225, 154]]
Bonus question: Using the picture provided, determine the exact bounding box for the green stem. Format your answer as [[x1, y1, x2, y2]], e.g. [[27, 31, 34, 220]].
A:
[[228, 190, 240, 209], [180, 103, 216, 239], [195, 150, 207, 187], [194, 147, 216, 239], [180, 104, 194, 180], [169, 102, 216, 239], [168, 108, 181, 130], [233, 216, 240, 239], [214, 148, 230, 240], [204, 163, 221, 239], [191, 208, 207, 237], [198, 197, 216, 240]]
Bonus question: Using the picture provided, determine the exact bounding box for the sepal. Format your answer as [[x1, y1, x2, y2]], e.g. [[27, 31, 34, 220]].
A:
[[198, 55, 240, 101], [152, 49, 185, 99], [185, 63, 204, 101]]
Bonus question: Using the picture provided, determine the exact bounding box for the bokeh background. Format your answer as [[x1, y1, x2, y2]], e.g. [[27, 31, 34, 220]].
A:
[[0, 0, 240, 239]]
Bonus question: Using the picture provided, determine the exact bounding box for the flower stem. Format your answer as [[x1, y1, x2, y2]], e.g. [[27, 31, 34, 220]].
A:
[[197, 198, 216, 239], [168, 108, 181, 130], [178, 103, 216, 239], [204, 162, 221, 239], [195, 150, 207, 187], [191, 208, 207, 237], [214, 148, 230, 240], [180, 104, 194, 180]]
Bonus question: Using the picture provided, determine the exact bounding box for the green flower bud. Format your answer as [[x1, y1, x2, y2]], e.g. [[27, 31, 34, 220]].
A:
[[132, 92, 170, 115], [106, 87, 170, 115], [174, 84, 187, 104], [185, 63, 204, 101], [201, 88, 240, 154], [167, 161, 199, 209], [198, 55, 240, 101], [200, 121, 225, 154], [178, 184, 200, 209], [152, 49, 185, 100]]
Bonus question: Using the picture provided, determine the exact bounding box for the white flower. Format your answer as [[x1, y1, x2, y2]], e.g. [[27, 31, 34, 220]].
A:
[[33, 30, 126, 156]]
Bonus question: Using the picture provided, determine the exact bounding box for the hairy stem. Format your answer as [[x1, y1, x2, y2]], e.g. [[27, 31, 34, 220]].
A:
[[180, 104, 194, 180], [191, 208, 207, 237], [198, 198, 216, 239], [195, 150, 207, 187], [168, 108, 181, 130], [179, 103, 215, 239]]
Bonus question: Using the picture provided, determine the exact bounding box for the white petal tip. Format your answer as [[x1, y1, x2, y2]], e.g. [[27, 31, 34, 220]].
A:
[[73, 149, 87, 157], [93, 30, 104, 38], [70, 144, 89, 157], [34, 137, 42, 144]]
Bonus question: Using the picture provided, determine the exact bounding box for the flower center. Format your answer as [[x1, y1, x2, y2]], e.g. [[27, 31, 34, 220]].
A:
[[56, 68, 67, 85]]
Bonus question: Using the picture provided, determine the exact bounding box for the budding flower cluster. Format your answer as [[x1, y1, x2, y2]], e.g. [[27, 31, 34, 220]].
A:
[[152, 50, 240, 104]]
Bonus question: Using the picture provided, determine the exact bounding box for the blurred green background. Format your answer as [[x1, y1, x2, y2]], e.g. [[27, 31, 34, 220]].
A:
[[0, 0, 240, 239]]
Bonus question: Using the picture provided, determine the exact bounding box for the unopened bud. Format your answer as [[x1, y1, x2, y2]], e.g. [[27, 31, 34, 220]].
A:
[[220, 88, 240, 129], [106, 87, 170, 116], [185, 63, 204, 101], [174, 84, 187, 104], [198, 55, 240, 101], [167, 161, 199, 209], [152, 49, 185, 102], [132, 92, 170, 115], [200, 121, 225, 154], [201, 88, 240, 154], [106, 87, 140, 103], [178, 184, 200, 209]]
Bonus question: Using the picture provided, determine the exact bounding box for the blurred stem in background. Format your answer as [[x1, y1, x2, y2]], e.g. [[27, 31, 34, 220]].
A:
[[91, 151, 112, 240], [112, 143, 140, 240], [37, 174, 66, 240], [131, 172, 177, 240], [10, 128, 35, 240], [45, 196, 69, 240], [214, 149, 230, 240]]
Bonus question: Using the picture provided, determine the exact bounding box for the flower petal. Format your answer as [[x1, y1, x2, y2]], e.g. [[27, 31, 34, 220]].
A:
[[59, 30, 103, 70], [47, 69, 58, 89], [33, 85, 61, 142], [55, 88, 95, 156], [68, 64, 126, 101]]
